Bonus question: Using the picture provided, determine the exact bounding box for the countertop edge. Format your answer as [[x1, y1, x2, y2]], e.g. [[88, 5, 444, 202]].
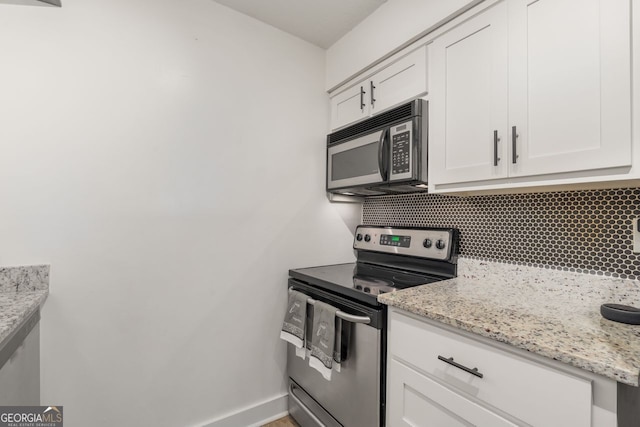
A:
[[378, 258, 640, 386], [382, 299, 639, 386], [0, 290, 49, 354]]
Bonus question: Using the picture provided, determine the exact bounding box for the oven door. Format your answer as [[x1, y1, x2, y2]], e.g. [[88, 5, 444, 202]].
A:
[[327, 129, 388, 191], [287, 280, 384, 427]]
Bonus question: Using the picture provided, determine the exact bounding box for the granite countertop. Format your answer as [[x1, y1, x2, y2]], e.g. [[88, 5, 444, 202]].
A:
[[0, 265, 49, 348], [378, 258, 640, 386]]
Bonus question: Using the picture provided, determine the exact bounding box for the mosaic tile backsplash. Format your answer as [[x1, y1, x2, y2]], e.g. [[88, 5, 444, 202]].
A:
[[362, 187, 640, 279]]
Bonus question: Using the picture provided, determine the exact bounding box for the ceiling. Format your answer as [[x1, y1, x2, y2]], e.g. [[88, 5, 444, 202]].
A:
[[213, 0, 387, 49]]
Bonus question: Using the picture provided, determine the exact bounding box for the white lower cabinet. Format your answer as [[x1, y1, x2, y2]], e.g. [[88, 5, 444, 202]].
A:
[[387, 309, 594, 426], [0, 316, 40, 405], [389, 359, 517, 426]]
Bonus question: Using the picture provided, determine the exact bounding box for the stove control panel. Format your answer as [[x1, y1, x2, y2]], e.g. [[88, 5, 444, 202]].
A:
[[353, 226, 457, 261]]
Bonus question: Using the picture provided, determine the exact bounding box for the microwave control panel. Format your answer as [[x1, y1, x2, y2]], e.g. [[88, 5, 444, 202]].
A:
[[392, 131, 410, 174], [390, 120, 413, 180]]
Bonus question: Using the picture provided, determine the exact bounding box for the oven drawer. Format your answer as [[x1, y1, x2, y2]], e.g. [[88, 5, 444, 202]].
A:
[[388, 310, 592, 426]]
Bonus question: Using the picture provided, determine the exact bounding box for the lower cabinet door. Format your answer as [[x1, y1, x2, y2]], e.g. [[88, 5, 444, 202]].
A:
[[388, 359, 518, 427]]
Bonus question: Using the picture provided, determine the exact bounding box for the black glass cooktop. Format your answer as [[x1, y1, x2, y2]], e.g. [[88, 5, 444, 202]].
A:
[[288, 262, 447, 307]]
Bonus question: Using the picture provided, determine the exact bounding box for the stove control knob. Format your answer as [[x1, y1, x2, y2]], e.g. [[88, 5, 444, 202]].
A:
[[436, 239, 446, 250], [364, 234, 371, 242], [423, 238, 432, 248], [356, 233, 363, 241], [364, 287, 371, 293]]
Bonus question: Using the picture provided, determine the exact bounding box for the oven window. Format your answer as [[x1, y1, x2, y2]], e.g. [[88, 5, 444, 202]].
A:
[[332, 141, 380, 181]]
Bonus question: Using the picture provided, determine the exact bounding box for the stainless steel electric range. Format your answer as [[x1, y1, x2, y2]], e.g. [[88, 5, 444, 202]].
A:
[[287, 225, 459, 427]]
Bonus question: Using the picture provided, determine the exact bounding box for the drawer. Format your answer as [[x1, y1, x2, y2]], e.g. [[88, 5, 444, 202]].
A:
[[388, 359, 518, 427], [389, 310, 592, 426]]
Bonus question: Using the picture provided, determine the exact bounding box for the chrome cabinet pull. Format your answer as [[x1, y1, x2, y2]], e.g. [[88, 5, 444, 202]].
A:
[[437, 355, 484, 378], [512, 125, 518, 164], [493, 130, 500, 166], [370, 81, 376, 107], [360, 86, 366, 111]]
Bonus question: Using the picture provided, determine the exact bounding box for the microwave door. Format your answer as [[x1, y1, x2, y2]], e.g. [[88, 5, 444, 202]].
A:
[[327, 129, 387, 190]]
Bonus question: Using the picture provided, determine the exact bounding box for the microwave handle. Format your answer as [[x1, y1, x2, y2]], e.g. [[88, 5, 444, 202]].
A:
[[377, 128, 389, 181]]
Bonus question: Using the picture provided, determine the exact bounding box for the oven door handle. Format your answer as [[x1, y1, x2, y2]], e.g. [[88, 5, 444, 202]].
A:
[[289, 382, 327, 427], [288, 288, 371, 325], [336, 311, 370, 324]]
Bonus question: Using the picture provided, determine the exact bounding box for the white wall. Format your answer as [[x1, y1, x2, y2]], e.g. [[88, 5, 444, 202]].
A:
[[325, 0, 476, 91], [0, 1, 360, 426]]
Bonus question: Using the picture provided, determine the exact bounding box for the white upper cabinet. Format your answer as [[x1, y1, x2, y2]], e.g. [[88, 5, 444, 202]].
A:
[[330, 84, 370, 131], [430, 2, 509, 184], [325, 0, 476, 90], [370, 47, 428, 116], [330, 46, 427, 131], [430, 0, 632, 189], [508, 0, 631, 178]]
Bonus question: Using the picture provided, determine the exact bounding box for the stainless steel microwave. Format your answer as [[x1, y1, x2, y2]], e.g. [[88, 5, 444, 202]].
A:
[[326, 99, 428, 196]]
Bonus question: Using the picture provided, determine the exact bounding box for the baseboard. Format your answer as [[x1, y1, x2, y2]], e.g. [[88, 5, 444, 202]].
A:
[[199, 393, 288, 427]]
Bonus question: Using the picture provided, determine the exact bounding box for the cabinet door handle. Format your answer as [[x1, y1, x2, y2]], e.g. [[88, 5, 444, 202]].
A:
[[493, 130, 500, 166], [512, 125, 518, 164], [360, 86, 366, 111], [438, 355, 484, 378], [370, 81, 376, 107]]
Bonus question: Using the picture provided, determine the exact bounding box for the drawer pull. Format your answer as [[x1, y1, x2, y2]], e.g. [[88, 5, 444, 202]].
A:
[[438, 355, 484, 378]]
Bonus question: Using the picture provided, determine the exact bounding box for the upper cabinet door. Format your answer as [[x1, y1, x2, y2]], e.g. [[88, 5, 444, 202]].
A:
[[507, 0, 632, 178], [430, 2, 509, 185], [370, 46, 428, 115], [330, 83, 370, 130], [329, 45, 428, 131]]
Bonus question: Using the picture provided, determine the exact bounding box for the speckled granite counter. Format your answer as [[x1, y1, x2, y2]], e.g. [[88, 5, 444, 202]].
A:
[[378, 258, 640, 386], [0, 265, 49, 348]]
